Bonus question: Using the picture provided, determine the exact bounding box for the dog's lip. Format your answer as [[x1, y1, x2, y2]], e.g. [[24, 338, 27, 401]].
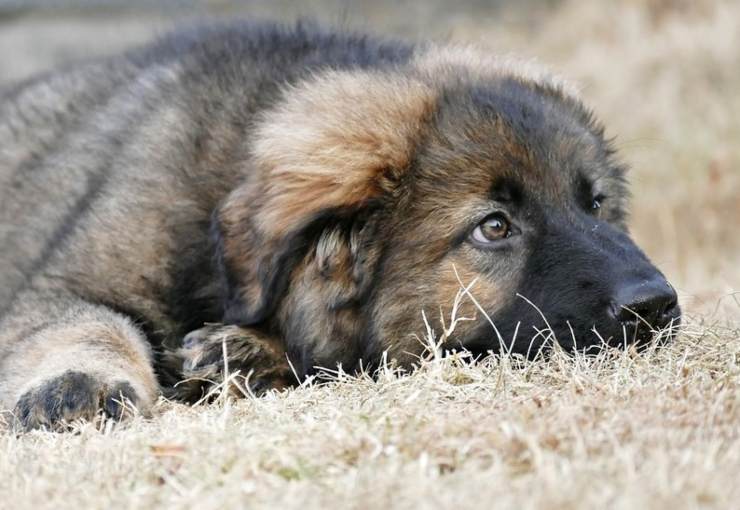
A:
[[453, 304, 683, 356], [552, 310, 683, 352], [604, 309, 682, 349]]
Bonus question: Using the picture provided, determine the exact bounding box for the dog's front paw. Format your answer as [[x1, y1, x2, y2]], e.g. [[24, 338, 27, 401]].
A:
[[176, 324, 293, 401], [13, 371, 139, 432]]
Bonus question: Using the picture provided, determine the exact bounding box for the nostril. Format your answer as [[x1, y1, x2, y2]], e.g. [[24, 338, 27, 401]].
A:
[[611, 279, 679, 325]]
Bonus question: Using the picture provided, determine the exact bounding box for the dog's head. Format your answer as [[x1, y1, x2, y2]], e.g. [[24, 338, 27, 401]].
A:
[[213, 48, 681, 373]]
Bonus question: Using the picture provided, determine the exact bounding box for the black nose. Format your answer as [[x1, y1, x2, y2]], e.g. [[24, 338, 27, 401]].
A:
[[610, 278, 679, 329]]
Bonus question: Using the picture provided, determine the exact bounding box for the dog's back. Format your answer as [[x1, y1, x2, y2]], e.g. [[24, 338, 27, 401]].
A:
[[0, 22, 413, 319], [0, 23, 416, 427]]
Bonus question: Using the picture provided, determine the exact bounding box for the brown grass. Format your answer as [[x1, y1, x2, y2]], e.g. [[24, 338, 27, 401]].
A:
[[0, 1, 738, 508], [1, 319, 738, 509]]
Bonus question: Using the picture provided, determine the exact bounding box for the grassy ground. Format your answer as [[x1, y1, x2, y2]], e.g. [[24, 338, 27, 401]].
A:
[[0, 1, 738, 508]]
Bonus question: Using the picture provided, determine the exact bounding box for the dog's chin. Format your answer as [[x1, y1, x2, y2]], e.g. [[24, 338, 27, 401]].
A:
[[456, 331, 553, 360], [552, 316, 682, 355], [456, 310, 682, 360]]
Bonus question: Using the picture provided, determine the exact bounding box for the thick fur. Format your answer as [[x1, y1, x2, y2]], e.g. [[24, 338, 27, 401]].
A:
[[0, 22, 679, 430]]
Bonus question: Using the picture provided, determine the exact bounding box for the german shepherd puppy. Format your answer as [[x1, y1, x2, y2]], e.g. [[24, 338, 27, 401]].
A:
[[0, 22, 680, 430]]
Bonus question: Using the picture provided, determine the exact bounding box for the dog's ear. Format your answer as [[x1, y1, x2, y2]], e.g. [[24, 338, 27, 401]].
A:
[[213, 70, 436, 325]]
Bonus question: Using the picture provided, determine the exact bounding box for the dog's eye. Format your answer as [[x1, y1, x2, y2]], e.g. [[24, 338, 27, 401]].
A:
[[471, 213, 511, 244]]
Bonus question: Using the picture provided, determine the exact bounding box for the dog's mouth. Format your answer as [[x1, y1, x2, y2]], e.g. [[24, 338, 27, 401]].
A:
[[547, 303, 683, 355], [453, 303, 682, 360], [572, 313, 681, 354], [599, 304, 682, 350], [581, 290, 683, 351]]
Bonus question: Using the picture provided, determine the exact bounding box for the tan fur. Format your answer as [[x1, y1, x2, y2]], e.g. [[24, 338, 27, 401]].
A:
[[1, 315, 156, 408], [1, 24, 656, 431], [0, 299, 157, 428], [412, 44, 580, 97], [251, 70, 437, 232], [217, 70, 437, 325], [175, 324, 293, 401]]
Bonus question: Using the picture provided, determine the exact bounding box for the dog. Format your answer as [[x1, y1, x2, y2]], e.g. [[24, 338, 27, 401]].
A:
[[0, 22, 681, 430]]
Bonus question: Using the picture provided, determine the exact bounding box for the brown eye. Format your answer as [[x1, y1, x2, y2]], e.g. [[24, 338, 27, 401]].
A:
[[471, 213, 511, 244]]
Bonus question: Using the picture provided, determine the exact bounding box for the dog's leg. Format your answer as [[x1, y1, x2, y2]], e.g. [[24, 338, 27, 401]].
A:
[[172, 324, 294, 402], [0, 291, 158, 431]]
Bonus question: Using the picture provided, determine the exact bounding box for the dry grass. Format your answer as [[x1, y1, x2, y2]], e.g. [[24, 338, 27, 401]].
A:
[[1, 319, 738, 509], [0, 1, 738, 508]]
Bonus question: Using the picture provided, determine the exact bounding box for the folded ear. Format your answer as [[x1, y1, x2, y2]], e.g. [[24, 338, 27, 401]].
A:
[[214, 70, 436, 325]]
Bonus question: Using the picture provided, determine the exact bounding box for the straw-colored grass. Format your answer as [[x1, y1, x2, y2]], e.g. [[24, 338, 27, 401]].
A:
[[0, 1, 738, 508], [1, 317, 738, 509]]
